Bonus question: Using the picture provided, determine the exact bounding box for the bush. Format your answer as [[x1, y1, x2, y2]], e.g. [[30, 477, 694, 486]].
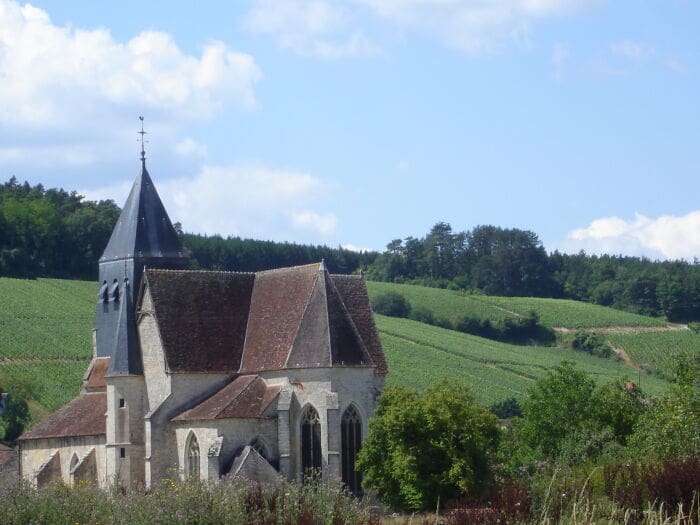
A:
[[490, 398, 523, 419], [409, 306, 435, 325], [571, 331, 613, 358], [0, 477, 375, 525], [357, 381, 500, 511], [371, 291, 411, 318]]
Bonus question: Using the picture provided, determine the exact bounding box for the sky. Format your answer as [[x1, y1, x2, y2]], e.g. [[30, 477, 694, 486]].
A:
[[1, 0, 699, 259]]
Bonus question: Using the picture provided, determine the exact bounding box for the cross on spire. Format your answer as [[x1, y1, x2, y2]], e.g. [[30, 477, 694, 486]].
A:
[[138, 116, 148, 168]]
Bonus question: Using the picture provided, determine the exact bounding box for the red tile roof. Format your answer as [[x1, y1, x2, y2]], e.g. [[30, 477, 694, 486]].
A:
[[19, 392, 107, 441], [142, 263, 386, 375], [172, 375, 280, 421], [240, 264, 319, 372], [84, 357, 109, 390], [332, 274, 388, 375], [145, 270, 254, 373]]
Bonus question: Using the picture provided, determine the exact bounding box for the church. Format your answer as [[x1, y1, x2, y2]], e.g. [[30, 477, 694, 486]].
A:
[[18, 153, 386, 493]]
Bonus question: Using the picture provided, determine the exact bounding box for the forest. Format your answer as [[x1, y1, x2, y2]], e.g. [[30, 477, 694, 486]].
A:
[[3, 178, 700, 321]]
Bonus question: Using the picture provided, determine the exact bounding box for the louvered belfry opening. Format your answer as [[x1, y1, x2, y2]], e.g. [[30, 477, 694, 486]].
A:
[[186, 433, 200, 480], [341, 405, 363, 495], [301, 406, 322, 480]]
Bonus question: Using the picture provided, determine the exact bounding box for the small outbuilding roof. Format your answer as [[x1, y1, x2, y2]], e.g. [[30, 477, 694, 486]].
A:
[[19, 392, 107, 441], [172, 375, 280, 422]]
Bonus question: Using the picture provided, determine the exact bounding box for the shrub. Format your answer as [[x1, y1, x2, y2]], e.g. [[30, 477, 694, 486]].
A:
[[409, 305, 435, 325], [371, 291, 411, 318], [0, 477, 375, 525], [490, 397, 523, 419], [357, 381, 500, 511], [571, 331, 613, 358]]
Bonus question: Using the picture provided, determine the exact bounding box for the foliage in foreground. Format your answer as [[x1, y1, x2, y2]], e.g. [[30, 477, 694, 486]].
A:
[[0, 477, 373, 525], [356, 381, 500, 511]]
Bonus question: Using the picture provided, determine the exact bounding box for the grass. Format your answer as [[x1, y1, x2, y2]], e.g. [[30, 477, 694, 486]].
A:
[[366, 281, 667, 328], [376, 315, 669, 405]]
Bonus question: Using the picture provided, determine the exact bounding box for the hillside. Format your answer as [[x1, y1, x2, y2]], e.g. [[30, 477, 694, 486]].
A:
[[366, 281, 669, 329], [376, 315, 669, 404], [0, 277, 689, 422]]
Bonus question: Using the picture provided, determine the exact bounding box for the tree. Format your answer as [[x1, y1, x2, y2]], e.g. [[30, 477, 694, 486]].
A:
[[519, 362, 596, 456], [628, 353, 700, 460], [0, 391, 30, 445], [371, 292, 412, 318], [356, 382, 500, 511]]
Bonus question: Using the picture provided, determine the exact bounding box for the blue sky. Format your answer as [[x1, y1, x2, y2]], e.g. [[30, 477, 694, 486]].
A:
[[1, 1, 699, 259]]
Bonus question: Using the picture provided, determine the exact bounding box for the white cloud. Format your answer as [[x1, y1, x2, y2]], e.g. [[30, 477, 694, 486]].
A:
[[342, 243, 375, 252], [562, 211, 700, 260], [551, 41, 570, 80], [292, 210, 337, 235], [0, 0, 261, 163], [356, 0, 600, 55], [83, 163, 337, 241], [244, 0, 379, 59], [175, 138, 208, 159]]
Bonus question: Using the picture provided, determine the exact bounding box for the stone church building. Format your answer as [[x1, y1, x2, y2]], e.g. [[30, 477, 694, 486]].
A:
[[18, 158, 386, 492]]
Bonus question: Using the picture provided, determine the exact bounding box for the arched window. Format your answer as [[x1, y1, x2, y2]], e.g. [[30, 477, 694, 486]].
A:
[[341, 405, 363, 495], [69, 452, 79, 482], [300, 405, 322, 479], [186, 432, 200, 480], [98, 281, 109, 303]]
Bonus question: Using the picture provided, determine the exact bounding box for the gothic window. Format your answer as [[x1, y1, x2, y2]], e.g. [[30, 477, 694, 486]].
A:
[[70, 453, 79, 479], [110, 279, 120, 302], [341, 405, 363, 495], [300, 405, 322, 479], [98, 281, 109, 303], [186, 432, 200, 480]]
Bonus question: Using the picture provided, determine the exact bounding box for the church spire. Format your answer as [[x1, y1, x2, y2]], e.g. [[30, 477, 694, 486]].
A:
[[94, 128, 190, 375], [138, 116, 147, 170]]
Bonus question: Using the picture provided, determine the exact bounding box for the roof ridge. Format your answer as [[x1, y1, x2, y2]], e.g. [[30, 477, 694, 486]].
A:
[[146, 268, 255, 276], [255, 262, 321, 275]]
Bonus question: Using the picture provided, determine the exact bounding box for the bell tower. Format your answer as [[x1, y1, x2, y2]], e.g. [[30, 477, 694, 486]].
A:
[[94, 117, 190, 375]]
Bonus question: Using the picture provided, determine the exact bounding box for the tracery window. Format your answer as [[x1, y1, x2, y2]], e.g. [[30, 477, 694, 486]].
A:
[[186, 432, 200, 480], [300, 405, 322, 479], [341, 405, 363, 495]]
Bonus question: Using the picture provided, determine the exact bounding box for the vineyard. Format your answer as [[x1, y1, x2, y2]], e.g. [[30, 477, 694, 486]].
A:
[[606, 330, 700, 377], [0, 277, 94, 417], [0, 276, 687, 424], [366, 281, 668, 328], [376, 315, 669, 405]]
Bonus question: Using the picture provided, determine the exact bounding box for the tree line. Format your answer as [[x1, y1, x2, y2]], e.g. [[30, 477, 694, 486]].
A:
[[365, 222, 700, 322], [0, 178, 376, 280], [5, 177, 700, 322]]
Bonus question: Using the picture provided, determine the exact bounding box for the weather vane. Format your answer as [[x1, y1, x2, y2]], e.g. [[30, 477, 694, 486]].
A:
[[138, 116, 148, 165]]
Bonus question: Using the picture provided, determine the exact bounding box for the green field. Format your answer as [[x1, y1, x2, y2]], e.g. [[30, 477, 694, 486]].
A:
[[376, 315, 669, 405], [0, 277, 678, 421], [366, 281, 667, 328], [0, 278, 94, 416], [606, 330, 700, 377]]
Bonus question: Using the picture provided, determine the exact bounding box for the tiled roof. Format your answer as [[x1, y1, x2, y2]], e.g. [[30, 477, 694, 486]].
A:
[[19, 393, 107, 441], [143, 263, 386, 375], [84, 357, 109, 390], [332, 274, 388, 375], [145, 269, 255, 373], [172, 375, 280, 421], [240, 264, 319, 372]]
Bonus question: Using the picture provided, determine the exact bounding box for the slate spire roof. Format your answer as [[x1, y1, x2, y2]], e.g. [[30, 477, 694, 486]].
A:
[[100, 163, 187, 263]]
